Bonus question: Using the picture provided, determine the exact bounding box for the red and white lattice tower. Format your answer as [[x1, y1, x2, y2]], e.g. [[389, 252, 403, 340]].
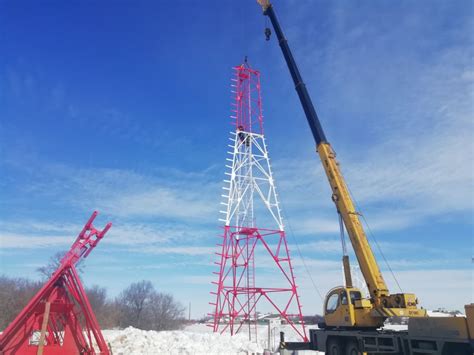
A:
[[210, 63, 307, 342]]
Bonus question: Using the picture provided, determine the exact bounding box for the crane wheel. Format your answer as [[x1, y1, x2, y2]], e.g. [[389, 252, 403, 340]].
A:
[[345, 340, 361, 355], [327, 338, 344, 355]]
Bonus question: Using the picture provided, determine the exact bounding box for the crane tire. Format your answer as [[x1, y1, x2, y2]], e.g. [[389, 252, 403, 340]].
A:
[[345, 339, 361, 355], [327, 337, 344, 355]]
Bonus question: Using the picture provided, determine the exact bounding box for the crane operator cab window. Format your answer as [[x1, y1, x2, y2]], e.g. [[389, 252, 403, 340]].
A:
[[350, 290, 362, 305], [340, 291, 348, 305], [326, 293, 339, 313]]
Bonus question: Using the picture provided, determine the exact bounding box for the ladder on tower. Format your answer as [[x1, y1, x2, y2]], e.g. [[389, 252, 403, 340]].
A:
[[246, 235, 257, 341]]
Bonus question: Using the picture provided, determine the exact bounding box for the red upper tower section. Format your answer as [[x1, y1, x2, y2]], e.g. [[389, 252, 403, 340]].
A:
[[231, 63, 264, 135]]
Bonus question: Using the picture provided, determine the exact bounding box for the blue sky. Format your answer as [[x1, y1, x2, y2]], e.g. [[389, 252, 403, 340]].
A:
[[0, 0, 472, 318]]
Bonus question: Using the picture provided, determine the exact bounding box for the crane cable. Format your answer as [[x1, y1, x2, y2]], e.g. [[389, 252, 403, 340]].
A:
[[262, 16, 323, 303], [360, 214, 403, 293], [259, 3, 402, 297], [279, 204, 324, 302], [345, 183, 404, 293]]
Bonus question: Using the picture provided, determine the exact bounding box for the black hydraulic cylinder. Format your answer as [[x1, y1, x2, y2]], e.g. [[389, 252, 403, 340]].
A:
[[264, 5, 327, 146]]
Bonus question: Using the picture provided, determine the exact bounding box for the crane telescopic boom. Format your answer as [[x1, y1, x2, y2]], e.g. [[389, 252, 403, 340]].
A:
[[257, 0, 426, 327]]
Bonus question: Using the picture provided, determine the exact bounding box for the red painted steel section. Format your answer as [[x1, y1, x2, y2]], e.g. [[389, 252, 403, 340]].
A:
[[211, 226, 307, 341], [231, 63, 264, 135], [0, 211, 112, 355]]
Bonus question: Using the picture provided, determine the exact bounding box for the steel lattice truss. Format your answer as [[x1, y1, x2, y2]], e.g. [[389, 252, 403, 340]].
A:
[[210, 63, 307, 341], [0, 211, 111, 355]]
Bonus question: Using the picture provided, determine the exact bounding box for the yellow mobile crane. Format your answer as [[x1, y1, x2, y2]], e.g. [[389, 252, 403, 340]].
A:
[[257, 0, 425, 329], [256, 1, 473, 354]]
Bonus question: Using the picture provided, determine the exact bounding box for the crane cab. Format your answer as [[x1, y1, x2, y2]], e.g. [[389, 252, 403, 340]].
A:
[[323, 286, 384, 329]]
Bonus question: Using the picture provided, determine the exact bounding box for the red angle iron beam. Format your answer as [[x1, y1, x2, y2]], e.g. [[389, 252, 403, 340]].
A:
[[0, 211, 112, 355]]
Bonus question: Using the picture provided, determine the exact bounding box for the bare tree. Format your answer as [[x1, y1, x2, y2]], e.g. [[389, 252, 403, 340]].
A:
[[85, 285, 108, 326], [115, 281, 185, 331], [36, 250, 84, 280], [0, 276, 41, 330], [86, 285, 107, 311], [0, 275, 185, 332], [145, 292, 185, 331], [116, 280, 154, 328], [36, 251, 66, 279]]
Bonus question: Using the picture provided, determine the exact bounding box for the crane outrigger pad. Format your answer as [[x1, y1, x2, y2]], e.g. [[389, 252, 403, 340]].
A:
[[0, 211, 112, 355]]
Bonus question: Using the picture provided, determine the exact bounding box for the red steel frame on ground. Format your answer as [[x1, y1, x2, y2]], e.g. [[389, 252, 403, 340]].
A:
[[0, 211, 112, 355], [210, 63, 307, 342]]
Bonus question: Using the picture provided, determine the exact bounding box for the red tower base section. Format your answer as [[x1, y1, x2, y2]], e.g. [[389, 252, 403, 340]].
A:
[[211, 226, 308, 341], [0, 211, 112, 355]]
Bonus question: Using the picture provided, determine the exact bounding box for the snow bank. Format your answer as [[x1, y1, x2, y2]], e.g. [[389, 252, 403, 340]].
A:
[[427, 310, 461, 317], [103, 324, 321, 354], [107, 315, 458, 355], [104, 326, 264, 355]]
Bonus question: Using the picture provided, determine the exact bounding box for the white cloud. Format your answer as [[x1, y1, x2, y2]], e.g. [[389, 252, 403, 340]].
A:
[[0, 220, 80, 234], [180, 275, 213, 285], [286, 216, 339, 235], [1, 157, 222, 223], [272, 117, 473, 233], [130, 245, 215, 256], [0, 232, 71, 248], [101, 186, 215, 220], [386, 269, 472, 312], [0, 219, 214, 250], [106, 222, 174, 246]]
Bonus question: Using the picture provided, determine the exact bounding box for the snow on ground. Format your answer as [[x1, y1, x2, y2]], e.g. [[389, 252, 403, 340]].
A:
[[104, 326, 262, 355], [103, 322, 416, 354], [427, 310, 460, 317], [104, 323, 322, 355], [103, 311, 459, 354]]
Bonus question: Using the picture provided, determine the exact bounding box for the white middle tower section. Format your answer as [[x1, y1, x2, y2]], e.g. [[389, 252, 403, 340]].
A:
[[220, 130, 284, 231], [219, 64, 284, 232]]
